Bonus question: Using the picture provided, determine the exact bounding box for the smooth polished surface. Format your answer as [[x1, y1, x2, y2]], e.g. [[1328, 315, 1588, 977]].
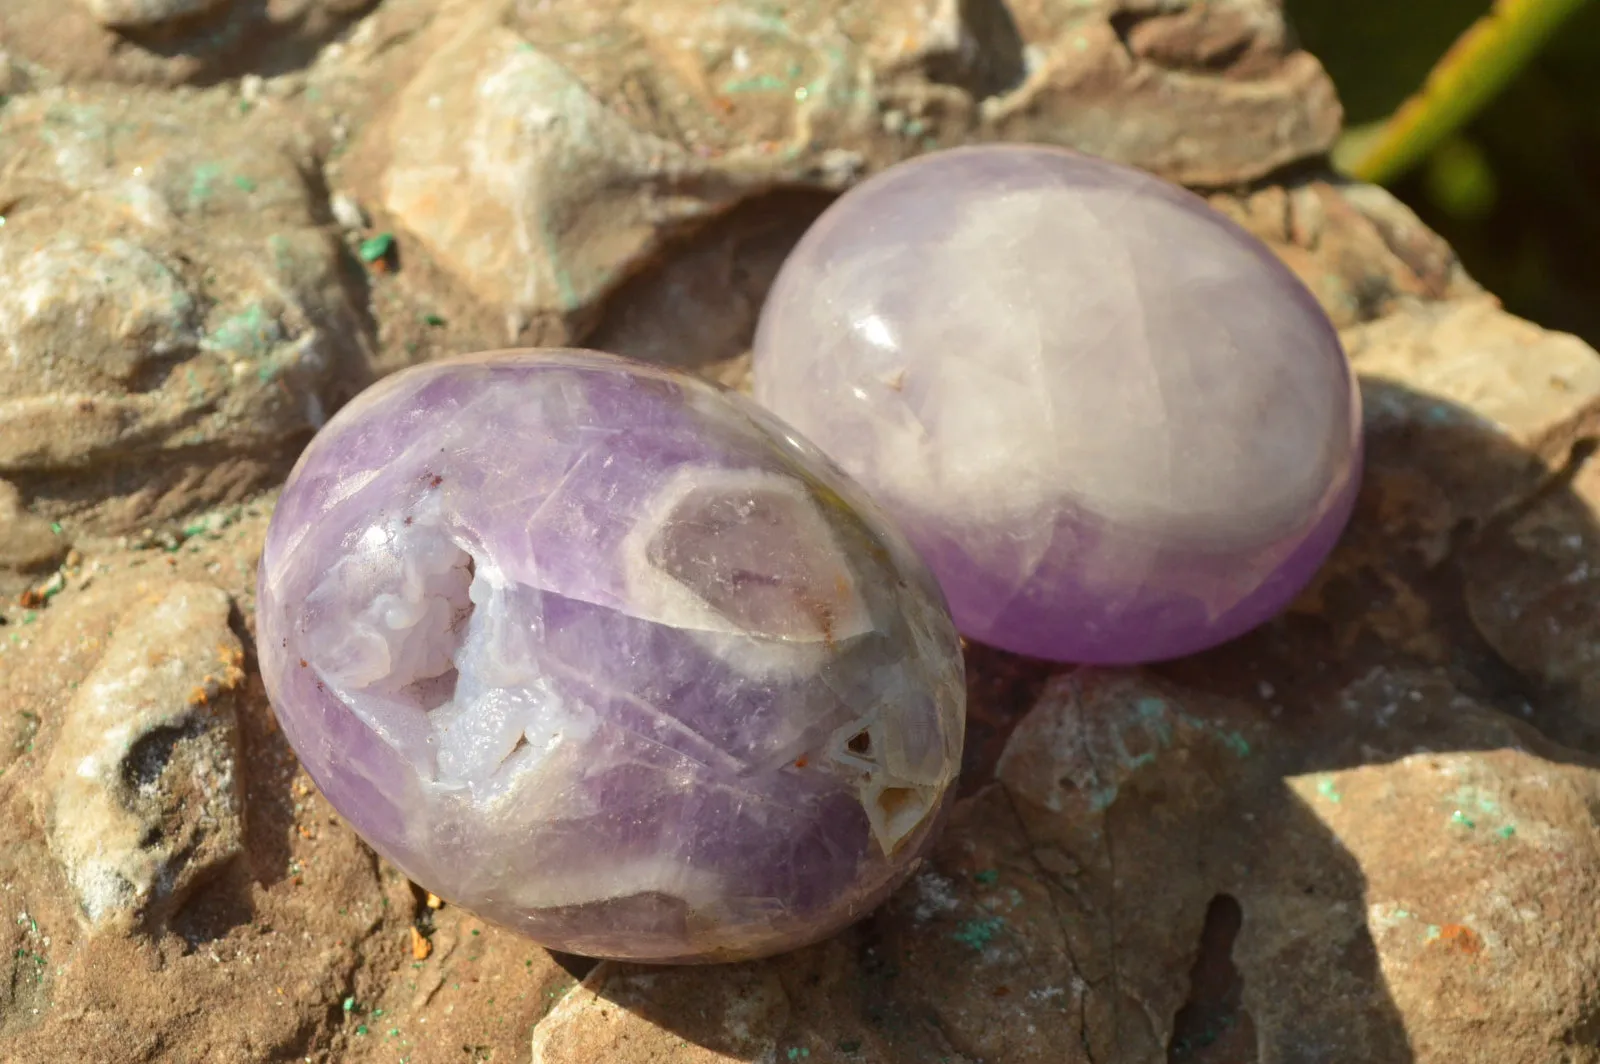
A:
[[256, 350, 965, 962], [754, 145, 1363, 663]]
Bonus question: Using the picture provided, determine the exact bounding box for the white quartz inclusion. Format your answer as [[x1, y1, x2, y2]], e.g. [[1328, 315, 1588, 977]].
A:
[[429, 564, 594, 792], [306, 512, 590, 799], [304, 471, 947, 855]]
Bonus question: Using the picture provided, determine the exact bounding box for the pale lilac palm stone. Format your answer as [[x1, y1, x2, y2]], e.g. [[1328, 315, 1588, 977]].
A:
[[256, 350, 964, 962], [753, 145, 1363, 664]]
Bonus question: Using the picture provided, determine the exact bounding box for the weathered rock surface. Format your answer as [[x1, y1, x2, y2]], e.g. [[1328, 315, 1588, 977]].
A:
[[1211, 178, 1477, 329], [532, 962, 794, 1064], [0, 525, 574, 1062], [1340, 296, 1600, 576], [1464, 449, 1600, 755], [80, 0, 230, 29], [0, 50, 33, 97], [0, 481, 68, 574], [4, 0, 376, 85], [1307, 670, 1600, 1062], [1351, 296, 1600, 465], [587, 191, 832, 390], [40, 582, 246, 929], [341, 0, 1340, 344], [0, 89, 373, 532], [986, 0, 1341, 183], [525, 634, 1600, 1064], [0, 0, 1598, 1061]]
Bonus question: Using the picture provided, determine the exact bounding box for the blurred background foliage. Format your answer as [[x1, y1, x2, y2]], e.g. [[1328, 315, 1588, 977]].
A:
[[1289, 0, 1600, 346]]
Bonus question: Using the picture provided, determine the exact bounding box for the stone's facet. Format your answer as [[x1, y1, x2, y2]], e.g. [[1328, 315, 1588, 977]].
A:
[[753, 145, 1363, 664], [256, 349, 965, 963]]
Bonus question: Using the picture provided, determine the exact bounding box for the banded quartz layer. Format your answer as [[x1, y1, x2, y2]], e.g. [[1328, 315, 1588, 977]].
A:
[[753, 146, 1363, 664], [256, 350, 964, 963]]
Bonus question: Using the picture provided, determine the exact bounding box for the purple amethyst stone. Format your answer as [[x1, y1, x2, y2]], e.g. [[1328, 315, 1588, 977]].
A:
[[256, 350, 965, 962], [753, 145, 1363, 664]]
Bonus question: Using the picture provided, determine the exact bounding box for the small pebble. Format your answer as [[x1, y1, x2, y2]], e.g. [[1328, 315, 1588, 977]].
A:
[[331, 193, 368, 232]]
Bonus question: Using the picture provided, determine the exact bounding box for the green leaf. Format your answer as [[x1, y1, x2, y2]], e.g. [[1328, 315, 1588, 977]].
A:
[[1342, 0, 1596, 185]]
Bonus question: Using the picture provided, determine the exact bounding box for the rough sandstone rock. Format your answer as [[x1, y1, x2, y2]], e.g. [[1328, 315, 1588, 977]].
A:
[[1342, 296, 1600, 572], [40, 582, 247, 929], [0, 89, 373, 532], [344, 0, 1341, 345], [1210, 178, 1478, 329], [531, 963, 793, 1064], [0, 531, 577, 1062], [0, 50, 33, 97], [1350, 296, 1600, 468], [525, 664, 1600, 1064], [79, 0, 230, 29], [985, 0, 1342, 183], [3, 0, 377, 85], [1464, 447, 1600, 755], [0, 481, 68, 574], [0, 0, 1598, 1061], [1306, 669, 1600, 1061]]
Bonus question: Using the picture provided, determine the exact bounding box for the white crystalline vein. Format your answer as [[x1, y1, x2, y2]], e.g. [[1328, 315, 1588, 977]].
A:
[[306, 512, 587, 797], [532, 653, 749, 775]]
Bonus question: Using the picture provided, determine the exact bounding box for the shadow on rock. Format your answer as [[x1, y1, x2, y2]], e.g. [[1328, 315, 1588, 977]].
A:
[[589, 190, 836, 389], [2, 0, 379, 86], [541, 377, 1600, 1064]]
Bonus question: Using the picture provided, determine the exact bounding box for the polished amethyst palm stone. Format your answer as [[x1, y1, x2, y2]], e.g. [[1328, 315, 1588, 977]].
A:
[[256, 350, 965, 962], [754, 145, 1363, 664]]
